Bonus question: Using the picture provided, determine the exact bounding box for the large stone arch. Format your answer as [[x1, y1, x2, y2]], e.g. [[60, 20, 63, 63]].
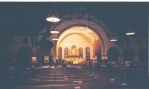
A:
[[122, 47, 136, 61], [17, 46, 33, 67], [53, 24, 105, 57], [107, 47, 120, 61]]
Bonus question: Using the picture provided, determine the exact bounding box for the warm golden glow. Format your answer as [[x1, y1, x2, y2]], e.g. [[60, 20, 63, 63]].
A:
[[44, 56, 49, 63], [56, 26, 101, 61], [32, 57, 37, 63], [102, 55, 108, 60]]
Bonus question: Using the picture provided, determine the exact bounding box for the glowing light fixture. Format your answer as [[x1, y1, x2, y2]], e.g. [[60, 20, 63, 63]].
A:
[[110, 36, 117, 41], [46, 15, 60, 22], [52, 38, 59, 40], [126, 24, 135, 35], [32, 56, 37, 63], [50, 30, 59, 33], [44, 56, 49, 63], [126, 30, 135, 35], [46, 4, 60, 22]]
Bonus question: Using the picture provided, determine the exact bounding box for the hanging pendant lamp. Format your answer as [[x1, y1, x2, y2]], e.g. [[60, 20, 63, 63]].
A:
[[46, 4, 60, 23]]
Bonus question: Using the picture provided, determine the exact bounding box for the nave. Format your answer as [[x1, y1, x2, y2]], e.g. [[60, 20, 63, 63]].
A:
[[2, 66, 149, 89]]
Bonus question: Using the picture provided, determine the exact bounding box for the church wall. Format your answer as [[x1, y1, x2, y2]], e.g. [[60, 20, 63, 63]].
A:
[[7, 14, 147, 63]]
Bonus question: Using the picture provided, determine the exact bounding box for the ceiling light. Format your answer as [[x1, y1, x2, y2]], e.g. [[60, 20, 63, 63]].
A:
[[110, 36, 117, 41], [50, 30, 59, 33], [46, 15, 60, 22], [126, 31, 135, 35], [126, 27, 135, 35], [46, 4, 60, 23], [52, 38, 59, 40], [110, 38, 117, 41]]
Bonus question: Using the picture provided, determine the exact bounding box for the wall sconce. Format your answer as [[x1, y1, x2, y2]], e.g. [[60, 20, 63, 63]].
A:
[[32, 56, 37, 63]]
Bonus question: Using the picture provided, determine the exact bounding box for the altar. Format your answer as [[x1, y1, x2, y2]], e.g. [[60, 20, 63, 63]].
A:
[[64, 45, 85, 64], [64, 56, 84, 64]]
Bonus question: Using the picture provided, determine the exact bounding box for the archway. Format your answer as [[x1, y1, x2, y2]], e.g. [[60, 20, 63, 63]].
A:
[[123, 47, 135, 61], [107, 47, 120, 62], [55, 26, 101, 64], [17, 46, 33, 68]]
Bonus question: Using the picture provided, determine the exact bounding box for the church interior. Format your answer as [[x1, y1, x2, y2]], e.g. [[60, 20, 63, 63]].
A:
[[0, 2, 148, 89]]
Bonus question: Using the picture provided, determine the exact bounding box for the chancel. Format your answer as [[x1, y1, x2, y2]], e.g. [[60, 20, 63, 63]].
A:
[[0, 2, 148, 89], [63, 45, 85, 64]]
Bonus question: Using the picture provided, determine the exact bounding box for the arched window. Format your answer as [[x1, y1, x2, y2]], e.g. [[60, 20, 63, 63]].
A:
[[64, 47, 68, 58], [86, 47, 90, 60], [137, 38, 142, 45], [58, 47, 62, 59], [79, 47, 83, 57], [23, 37, 28, 44], [126, 38, 130, 45]]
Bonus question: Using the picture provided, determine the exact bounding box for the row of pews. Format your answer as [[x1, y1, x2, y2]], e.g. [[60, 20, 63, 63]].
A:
[[2, 66, 149, 89]]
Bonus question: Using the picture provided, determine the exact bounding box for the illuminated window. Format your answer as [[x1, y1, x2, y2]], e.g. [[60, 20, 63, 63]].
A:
[[64, 47, 68, 57], [86, 47, 90, 60]]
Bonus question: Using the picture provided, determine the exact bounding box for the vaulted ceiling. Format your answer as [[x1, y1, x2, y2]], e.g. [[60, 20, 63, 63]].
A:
[[0, 2, 148, 38]]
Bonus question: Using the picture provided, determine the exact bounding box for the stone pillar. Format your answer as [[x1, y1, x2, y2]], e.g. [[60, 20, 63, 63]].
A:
[[134, 56, 139, 62], [118, 55, 123, 62]]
